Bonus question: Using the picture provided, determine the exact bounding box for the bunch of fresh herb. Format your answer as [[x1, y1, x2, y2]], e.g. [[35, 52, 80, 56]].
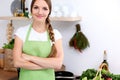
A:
[[69, 24, 90, 52], [2, 39, 14, 49], [80, 68, 120, 80], [80, 69, 97, 80]]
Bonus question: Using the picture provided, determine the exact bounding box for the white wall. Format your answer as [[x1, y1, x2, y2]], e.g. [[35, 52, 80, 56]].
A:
[[0, 0, 120, 75]]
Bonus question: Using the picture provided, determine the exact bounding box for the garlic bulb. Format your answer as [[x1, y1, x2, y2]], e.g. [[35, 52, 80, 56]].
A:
[[6, 22, 14, 42]]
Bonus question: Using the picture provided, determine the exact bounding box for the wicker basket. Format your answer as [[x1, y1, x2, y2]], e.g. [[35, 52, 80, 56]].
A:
[[3, 49, 17, 71], [0, 49, 4, 53], [99, 63, 109, 71], [93, 63, 109, 80], [0, 54, 4, 68]]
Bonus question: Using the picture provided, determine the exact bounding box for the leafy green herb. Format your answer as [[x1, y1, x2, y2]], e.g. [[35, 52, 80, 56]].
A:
[[2, 39, 14, 49], [80, 69, 97, 80], [69, 24, 90, 52], [80, 68, 120, 80]]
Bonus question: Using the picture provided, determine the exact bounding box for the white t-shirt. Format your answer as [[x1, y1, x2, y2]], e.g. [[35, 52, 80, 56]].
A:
[[14, 24, 62, 43]]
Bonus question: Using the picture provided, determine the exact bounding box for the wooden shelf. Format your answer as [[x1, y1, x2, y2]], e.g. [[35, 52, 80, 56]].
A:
[[0, 16, 29, 21], [0, 16, 81, 21], [50, 16, 81, 21]]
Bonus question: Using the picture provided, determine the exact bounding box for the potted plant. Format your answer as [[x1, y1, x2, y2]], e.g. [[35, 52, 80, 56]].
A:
[[2, 39, 16, 71], [2, 39, 14, 49]]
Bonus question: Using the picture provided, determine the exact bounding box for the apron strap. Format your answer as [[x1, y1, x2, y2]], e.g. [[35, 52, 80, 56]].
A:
[[25, 24, 32, 42]]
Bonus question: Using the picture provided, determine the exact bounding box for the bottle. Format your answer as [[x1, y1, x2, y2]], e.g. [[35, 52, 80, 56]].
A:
[[24, 8, 29, 18], [101, 50, 109, 71], [21, 0, 25, 13], [14, 8, 24, 17], [102, 50, 108, 65]]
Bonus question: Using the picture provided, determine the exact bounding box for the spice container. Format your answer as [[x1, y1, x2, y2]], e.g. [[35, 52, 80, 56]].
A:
[[14, 8, 24, 17]]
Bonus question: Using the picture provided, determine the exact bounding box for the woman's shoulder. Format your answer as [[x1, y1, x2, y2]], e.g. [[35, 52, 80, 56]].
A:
[[53, 29, 60, 33], [14, 24, 31, 41], [16, 24, 30, 32], [53, 29, 62, 40]]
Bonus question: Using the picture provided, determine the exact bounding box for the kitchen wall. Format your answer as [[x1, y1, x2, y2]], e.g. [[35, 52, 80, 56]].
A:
[[0, 0, 120, 75]]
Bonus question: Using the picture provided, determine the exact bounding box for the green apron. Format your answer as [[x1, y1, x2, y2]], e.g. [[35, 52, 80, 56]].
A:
[[19, 25, 55, 80]]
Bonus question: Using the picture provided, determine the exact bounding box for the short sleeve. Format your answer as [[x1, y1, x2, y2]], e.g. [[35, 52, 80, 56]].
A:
[[14, 26, 29, 42], [53, 29, 62, 41]]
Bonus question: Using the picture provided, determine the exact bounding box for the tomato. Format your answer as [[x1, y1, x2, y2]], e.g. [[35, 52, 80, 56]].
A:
[[106, 78, 112, 80]]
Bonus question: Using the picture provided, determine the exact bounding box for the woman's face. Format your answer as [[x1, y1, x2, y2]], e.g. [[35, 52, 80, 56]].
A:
[[31, 0, 50, 22]]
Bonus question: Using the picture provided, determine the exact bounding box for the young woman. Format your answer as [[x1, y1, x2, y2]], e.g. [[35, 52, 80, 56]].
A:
[[13, 0, 64, 80]]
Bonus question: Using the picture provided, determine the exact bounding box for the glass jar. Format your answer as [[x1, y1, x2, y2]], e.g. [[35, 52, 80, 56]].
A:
[[14, 8, 24, 17]]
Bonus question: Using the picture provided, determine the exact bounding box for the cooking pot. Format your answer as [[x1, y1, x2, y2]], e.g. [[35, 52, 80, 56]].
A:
[[55, 71, 75, 80]]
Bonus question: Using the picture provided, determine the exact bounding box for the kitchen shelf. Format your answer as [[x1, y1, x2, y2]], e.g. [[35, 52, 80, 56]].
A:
[[0, 16, 29, 21], [50, 16, 81, 21], [0, 16, 81, 21]]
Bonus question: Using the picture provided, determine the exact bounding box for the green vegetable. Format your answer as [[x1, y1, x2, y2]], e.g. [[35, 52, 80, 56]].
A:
[[82, 77, 87, 80], [80, 69, 97, 80], [80, 68, 120, 80], [95, 76, 104, 80], [101, 69, 109, 74], [2, 39, 14, 49], [69, 24, 90, 52]]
